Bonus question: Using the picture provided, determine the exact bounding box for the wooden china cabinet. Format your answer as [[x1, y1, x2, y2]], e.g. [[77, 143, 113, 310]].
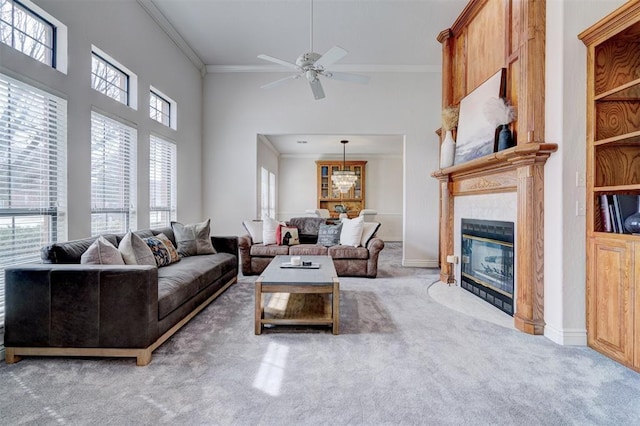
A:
[[316, 161, 366, 218], [579, 0, 640, 373]]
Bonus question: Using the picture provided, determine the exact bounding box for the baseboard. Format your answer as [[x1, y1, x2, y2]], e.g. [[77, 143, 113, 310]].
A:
[[544, 324, 587, 346], [402, 259, 439, 268]]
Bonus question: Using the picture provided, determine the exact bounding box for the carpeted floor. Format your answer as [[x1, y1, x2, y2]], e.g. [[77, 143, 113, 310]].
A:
[[1, 242, 639, 425]]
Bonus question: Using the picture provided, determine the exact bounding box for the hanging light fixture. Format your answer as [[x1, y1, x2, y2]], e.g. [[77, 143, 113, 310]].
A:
[[331, 140, 358, 193]]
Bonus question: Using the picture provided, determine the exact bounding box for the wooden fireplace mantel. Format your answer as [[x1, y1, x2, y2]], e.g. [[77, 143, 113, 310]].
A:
[[431, 142, 557, 335]]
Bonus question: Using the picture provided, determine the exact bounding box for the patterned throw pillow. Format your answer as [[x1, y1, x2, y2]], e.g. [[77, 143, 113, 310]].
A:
[[119, 231, 156, 265], [81, 236, 125, 265], [279, 226, 300, 246], [317, 223, 343, 247], [144, 233, 180, 267], [171, 219, 216, 257]]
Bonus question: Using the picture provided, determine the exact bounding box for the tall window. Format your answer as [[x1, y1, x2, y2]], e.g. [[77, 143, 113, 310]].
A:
[[0, 0, 54, 66], [260, 167, 276, 219], [0, 73, 67, 334], [90, 111, 136, 235], [149, 135, 176, 228]]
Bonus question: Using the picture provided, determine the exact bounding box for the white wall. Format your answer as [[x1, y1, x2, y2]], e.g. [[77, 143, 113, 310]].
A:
[[278, 154, 403, 241], [544, 0, 626, 345], [203, 72, 441, 266], [0, 0, 203, 239]]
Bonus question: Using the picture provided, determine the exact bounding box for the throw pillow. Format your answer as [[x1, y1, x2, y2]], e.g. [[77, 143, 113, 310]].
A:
[[360, 222, 381, 247], [317, 223, 343, 247], [119, 231, 156, 266], [143, 234, 180, 267], [242, 220, 263, 244], [171, 219, 216, 257], [81, 236, 125, 265], [279, 226, 300, 246], [156, 233, 180, 264], [262, 214, 283, 245], [340, 215, 365, 247]]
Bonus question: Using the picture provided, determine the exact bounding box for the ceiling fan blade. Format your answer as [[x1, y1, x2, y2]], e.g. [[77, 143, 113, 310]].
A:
[[257, 54, 300, 70], [309, 79, 325, 100], [260, 74, 300, 90], [326, 71, 370, 85], [313, 46, 348, 69]]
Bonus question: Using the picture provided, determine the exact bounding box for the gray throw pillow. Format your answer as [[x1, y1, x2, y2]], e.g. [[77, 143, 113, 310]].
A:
[[118, 231, 156, 266], [171, 219, 216, 257], [81, 236, 125, 265], [317, 223, 343, 247]]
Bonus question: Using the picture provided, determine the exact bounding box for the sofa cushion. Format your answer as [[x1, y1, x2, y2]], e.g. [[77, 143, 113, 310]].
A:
[[262, 215, 283, 245], [243, 220, 263, 243], [340, 216, 365, 247], [144, 234, 180, 267], [250, 244, 290, 257], [328, 245, 369, 260], [360, 222, 381, 247], [80, 236, 125, 265], [41, 235, 119, 264], [279, 226, 300, 246], [317, 223, 342, 247], [171, 219, 216, 257], [289, 244, 328, 256], [157, 253, 236, 319], [119, 231, 156, 266], [287, 217, 325, 236]]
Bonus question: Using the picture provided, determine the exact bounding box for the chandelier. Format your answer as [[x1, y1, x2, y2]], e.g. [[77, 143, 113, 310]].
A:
[[331, 140, 358, 193]]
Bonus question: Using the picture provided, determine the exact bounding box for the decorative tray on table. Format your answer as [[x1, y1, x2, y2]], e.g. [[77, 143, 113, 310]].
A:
[[280, 262, 321, 269]]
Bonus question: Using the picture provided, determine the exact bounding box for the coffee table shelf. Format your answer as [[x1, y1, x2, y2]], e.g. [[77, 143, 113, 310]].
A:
[[255, 255, 339, 335]]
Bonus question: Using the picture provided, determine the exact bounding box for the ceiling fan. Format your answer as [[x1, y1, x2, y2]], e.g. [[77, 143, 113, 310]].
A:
[[257, 0, 370, 100]]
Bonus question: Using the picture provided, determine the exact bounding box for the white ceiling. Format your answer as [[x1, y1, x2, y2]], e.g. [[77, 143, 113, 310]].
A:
[[263, 134, 404, 156], [147, 0, 468, 154]]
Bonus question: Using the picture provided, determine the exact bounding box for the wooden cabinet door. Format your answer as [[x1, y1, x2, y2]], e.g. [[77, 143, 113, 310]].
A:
[[588, 237, 634, 366], [634, 242, 640, 370]]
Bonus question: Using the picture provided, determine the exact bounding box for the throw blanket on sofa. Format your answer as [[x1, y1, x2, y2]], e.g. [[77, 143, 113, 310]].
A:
[[288, 217, 326, 236]]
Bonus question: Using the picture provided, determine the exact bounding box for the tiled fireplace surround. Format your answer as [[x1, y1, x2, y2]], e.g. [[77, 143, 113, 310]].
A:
[[433, 143, 557, 334]]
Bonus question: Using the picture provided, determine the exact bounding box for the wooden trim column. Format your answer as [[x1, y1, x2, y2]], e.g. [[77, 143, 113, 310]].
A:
[[513, 160, 546, 334], [438, 175, 453, 283]]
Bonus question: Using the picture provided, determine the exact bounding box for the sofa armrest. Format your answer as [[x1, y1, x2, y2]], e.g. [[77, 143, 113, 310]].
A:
[[5, 264, 159, 349], [238, 234, 253, 275], [212, 235, 238, 258], [366, 238, 385, 277]]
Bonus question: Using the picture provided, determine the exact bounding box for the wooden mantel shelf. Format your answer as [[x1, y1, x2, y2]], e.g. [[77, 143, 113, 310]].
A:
[[433, 142, 558, 335], [431, 143, 558, 180]]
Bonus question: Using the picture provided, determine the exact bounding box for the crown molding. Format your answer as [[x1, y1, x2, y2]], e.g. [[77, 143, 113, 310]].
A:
[[206, 64, 440, 74], [137, 0, 206, 76]]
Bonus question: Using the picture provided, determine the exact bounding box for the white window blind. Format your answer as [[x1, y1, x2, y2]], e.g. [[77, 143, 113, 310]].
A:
[[0, 72, 67, 334], [149, 134, 176, 228], [90, 111, 136, 235]]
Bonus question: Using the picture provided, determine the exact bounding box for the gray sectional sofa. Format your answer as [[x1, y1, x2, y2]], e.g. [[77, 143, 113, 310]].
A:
[[239, 217, 384, 278], [4, 226, 238, 366]]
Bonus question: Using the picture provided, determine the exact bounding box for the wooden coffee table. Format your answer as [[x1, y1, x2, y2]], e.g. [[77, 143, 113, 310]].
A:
[[255, 255, 339, 335]]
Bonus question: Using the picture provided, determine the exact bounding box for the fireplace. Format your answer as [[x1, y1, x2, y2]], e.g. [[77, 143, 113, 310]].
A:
[[461, 219, 515, 316]]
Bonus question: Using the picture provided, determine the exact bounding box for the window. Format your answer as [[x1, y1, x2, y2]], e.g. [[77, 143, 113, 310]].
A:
[[0, 0, 67, 73], [90, 111, 136, 235], [260, 167, 276, 219], [0, 72, 67, 335], [91, 45, 138, 109], [149, 135, 176, 228], [149, 87, 177, 130]]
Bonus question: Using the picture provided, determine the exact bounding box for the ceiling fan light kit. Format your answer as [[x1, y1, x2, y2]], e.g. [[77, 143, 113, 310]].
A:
[[258, 0, 370, 100]]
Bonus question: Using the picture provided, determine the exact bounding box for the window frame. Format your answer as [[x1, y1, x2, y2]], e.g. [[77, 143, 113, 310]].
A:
[[90, 45, 138, 110], [0, 0, 68, 73], [90, 110, 137, 236], [149, 134, 177, 228]]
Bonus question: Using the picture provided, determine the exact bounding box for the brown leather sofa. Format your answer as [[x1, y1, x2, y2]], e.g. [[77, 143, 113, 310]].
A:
[[4, 227, 238, 366], [239, 217, 384, 278]]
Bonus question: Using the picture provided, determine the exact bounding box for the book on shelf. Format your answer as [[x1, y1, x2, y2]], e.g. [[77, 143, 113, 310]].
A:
[[600, 194, 612, 232], [612, 195, 624, 233], [609, 204, 619, 233]]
